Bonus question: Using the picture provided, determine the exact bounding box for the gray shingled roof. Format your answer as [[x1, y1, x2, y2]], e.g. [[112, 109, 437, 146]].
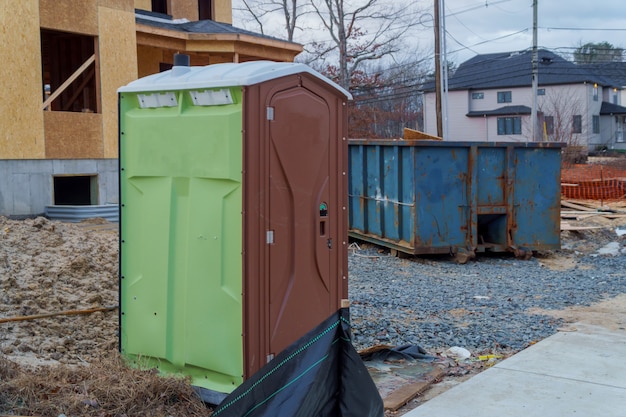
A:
[[135, 9, 296, 44], [424, 49, 619, 92], [600, 101, 626, 115], [466, 105, 531, 117], [581, 62, 626, 87]]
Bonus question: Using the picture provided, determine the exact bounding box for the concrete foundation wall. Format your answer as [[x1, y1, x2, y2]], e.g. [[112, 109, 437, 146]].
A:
[[0, 159, 118, 217]]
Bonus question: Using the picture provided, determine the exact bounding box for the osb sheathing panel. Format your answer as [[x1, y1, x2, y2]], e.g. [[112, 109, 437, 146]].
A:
[[215, 0, 233, 24], [137, 45, 164, 78], [209, 54, 236, 64], [190, 54, 211, 66], [99, 7, 138, 158], [134, 0, 152, 12], [0, 0, 45, 159], [170, 0, 198, 21], [40, 0, 98, 35], [44, 112, 103, 159], [136, 29, 187, 51], [99, 0, 135, 13]]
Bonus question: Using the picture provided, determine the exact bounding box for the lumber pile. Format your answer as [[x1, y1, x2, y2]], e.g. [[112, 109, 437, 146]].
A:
[[560, 199, 626, 231]]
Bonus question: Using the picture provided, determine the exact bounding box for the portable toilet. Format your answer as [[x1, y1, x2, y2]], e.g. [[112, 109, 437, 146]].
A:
[[117, 57, 351, 400]]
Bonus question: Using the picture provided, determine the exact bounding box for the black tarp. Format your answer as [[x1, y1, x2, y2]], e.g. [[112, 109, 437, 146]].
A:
[[212, 308, 384, 417]]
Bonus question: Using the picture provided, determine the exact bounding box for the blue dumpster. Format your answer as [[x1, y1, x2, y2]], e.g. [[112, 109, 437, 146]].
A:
[[347, 140, 564, 261]]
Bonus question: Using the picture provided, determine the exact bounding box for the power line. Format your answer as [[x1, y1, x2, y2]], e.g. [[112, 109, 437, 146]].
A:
[[446, 28, 529, 55], [540, 26, 626, 32]]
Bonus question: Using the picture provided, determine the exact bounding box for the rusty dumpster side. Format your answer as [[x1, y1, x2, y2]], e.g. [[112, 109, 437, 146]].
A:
[[347, 140, 564, 259]]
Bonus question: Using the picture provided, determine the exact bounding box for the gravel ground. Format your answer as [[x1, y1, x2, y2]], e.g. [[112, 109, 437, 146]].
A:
[[348, 224, 626, 356]]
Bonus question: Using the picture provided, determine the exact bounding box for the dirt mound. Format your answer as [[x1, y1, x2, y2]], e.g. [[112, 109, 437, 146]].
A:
[[0, 216, 118, 367], [0, 216, 211, 415]]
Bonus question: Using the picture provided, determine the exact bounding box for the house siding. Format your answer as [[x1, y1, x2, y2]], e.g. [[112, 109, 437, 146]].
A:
[[423, 50, 626, 150], [426, 82, 618, 146]]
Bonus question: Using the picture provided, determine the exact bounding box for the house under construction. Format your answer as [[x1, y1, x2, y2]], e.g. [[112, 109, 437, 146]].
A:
[[0, 0, 301, 217]]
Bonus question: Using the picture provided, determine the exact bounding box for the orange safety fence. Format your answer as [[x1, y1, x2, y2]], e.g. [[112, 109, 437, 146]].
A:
[[561, 163, 626, 200]]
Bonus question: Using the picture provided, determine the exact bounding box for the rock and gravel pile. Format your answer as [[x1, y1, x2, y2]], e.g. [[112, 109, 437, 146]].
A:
[[348, 235, 626, 353]]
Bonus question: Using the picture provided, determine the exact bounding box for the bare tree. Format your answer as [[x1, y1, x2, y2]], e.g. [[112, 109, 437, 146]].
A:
[[307, 0, 420, 90], [535, 87, 590, 163], [233, 0, 309, 41], [537, 88, 585, 146], [349, 56, 430, 137]]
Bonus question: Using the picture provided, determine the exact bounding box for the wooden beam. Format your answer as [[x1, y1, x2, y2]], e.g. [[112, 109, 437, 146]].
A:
[[383, 368, 446, 411], [561, 200, 598, 212], [42, 54, 95, 110], [0, 305, 117, 324], [62, 67, 95, 112]]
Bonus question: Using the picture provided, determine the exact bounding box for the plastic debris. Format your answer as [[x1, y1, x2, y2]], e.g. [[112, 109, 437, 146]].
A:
[[597, 242, 621, 256], [477, 354, 503, 361], [446, 346, 471, 360]]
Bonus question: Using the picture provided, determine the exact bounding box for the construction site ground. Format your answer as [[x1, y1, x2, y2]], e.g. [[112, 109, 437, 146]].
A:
[[0, 195, 625, 415]]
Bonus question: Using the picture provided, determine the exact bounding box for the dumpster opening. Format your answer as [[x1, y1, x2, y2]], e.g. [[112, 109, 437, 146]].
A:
[[477, 214, 507, 249]]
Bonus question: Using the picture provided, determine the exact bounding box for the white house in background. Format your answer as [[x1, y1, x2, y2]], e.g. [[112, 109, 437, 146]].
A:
[[423, 49, 626, 151]]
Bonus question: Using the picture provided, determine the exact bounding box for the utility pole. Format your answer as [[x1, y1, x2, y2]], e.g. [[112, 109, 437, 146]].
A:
[[434, 0, 443, 138], [441, 0, 449, 140], [531, 0, 538, 141]]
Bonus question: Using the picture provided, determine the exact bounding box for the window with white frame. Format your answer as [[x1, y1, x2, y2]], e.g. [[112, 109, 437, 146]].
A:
[[593, 84, 598, 101], [472, 92, 484, 99], [537, 88, 545, 96]]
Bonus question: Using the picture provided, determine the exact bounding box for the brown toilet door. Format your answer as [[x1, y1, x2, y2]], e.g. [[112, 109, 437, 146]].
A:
[[266, 84, 338, 358]]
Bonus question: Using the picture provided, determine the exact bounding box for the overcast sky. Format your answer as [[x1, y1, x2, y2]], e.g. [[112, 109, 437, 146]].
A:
[[232, 0, 626, 65], [442, 0, 626, 64]]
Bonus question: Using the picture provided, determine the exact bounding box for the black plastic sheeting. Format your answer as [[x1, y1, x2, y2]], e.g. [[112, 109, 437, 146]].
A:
[[360, 344, 436, 362], [212, 308, 384, 417]]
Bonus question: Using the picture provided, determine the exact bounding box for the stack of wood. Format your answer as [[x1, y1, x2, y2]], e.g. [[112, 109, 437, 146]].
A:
[[561, 199, 626, 231]]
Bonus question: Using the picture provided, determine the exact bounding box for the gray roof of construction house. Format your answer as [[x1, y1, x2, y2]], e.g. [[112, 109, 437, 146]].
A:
[[135, 9, 296, 44], [424, 49, 618, 92]]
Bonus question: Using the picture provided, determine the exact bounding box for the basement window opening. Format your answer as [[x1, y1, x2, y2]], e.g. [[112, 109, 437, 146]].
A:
[[53, 175, 98, 206]]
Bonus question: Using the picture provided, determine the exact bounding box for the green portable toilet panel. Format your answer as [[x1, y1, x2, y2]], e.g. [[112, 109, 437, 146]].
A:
[[118, 61, 350, 395]]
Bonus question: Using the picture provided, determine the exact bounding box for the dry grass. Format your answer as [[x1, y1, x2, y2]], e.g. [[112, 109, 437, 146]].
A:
[[0, 354, 212, 417]]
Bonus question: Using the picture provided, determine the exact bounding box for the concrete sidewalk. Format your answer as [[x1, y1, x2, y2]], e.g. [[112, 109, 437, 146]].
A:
[[404, 324, 626, 417]]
